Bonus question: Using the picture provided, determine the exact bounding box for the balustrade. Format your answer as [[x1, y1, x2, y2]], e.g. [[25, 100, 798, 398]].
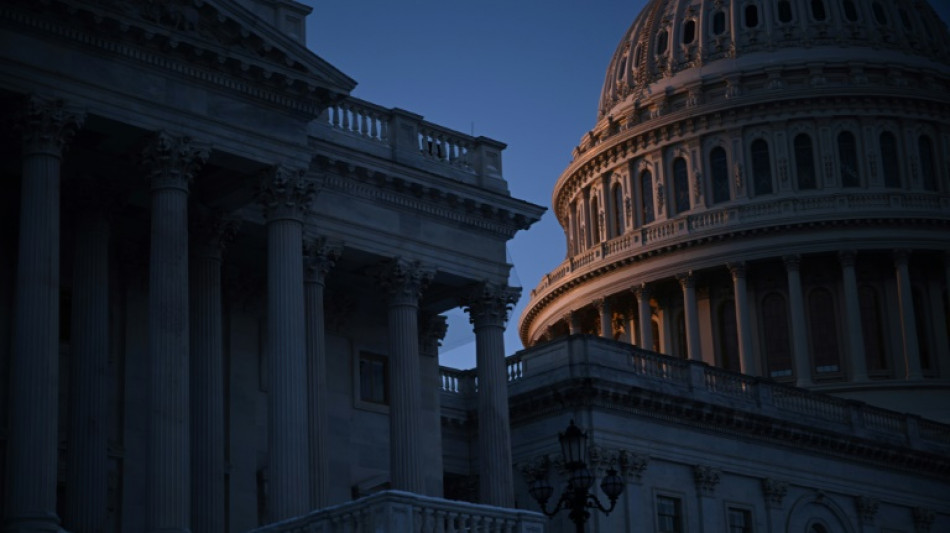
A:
[[703, 367, 756, 400], [418, 124, 474, 171], [322, 99, 389, 143]]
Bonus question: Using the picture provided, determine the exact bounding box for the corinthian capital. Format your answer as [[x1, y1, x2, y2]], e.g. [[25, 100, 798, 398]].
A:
[[141, 131, 210, 191], [376, 258, 434, 306], [304, 237, 343, 284], [257, 165, 313, 221], [20, 95, 85, 156], [419, 314, 448, 355], [191, 210, 241, 260], [463, 282, 520, 327]]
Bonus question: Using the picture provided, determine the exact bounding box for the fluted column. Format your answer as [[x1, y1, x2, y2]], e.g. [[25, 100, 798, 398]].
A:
[[784, 255, 811, 387], [142, 132, 209, 533], [189, 213, 239, 533], [634, 284, 653, 350], [6, 95, 83, 533], [65, 182, 111, 533], [258, 166, 314, 521], [728, 263, 756, 375], [567, 311, 580, 335], [304, 238, 341, 509], [464, 283, 520, 507], [377, 259, 433, 494], [595, 298, 611, 339], [839, 251, 868, 382], [894, 250, 922, 379], [419, 314, 448, 497], [677, 272, 702, 362]]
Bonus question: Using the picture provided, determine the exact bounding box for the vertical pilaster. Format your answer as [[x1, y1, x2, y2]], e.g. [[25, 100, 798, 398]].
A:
[[464, 283, 520, 507], [784, 255, 811, 387], [419, 314, 448, 497], [5, 95, 82, 533], [258, 165, 313, 521], [303, 238, 341, 509], [634, 284, 653, 351], [65, 182, 110, 533], [728, 263, 756, 375], [142, 131, 209, 533], [894, 250, 922, 379], [595, 298, 611, 339], [190, 213, 239, 533], [677, 272, 702, 362], [762, 478, 788, 533], [377, 259, 433, 494], [839, 251, 868, 382], [693, 466, 722, 531]]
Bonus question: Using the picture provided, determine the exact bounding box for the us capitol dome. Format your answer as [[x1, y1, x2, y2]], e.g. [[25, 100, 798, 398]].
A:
[[519, 0, 950, 422]]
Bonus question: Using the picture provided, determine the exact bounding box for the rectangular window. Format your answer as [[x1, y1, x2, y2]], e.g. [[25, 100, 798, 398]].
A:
[[359, 352, 388, 405], [656, 495, 683, 533], [728, 507, 752, 533]]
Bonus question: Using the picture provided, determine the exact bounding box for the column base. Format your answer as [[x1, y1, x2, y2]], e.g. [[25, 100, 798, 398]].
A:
[[3, 513, 62, 533]]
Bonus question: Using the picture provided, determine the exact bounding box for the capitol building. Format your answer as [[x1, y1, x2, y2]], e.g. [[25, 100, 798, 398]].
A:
[[1, 0, 949, 532]]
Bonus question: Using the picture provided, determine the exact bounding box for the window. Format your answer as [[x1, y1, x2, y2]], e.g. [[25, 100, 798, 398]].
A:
[[859, 286, 888, 373], [713, 10, 727, 35], [673, 157, 690, 214], [919, 135, 937, 191], [794, 133, 817, 190], [880, 132, 901, 188], [683, 19, 696, 44], [657, 30, 669, 54], [651, 319, 661, 352], [809, 289, 841, 374], [634, 44, 643, 66], [913, 288, 932, 372], [612, 184, 625, 236], [617, 57, 627, 80], [811, 0, 827, 21], [640, 170, 655, 224], [751, 139, 773, 195], [728, 508, 752, 533], [719, 300, 740, 371], [710, 147, 730, 203], [359, 352, 388, 405], [842, 0, 859, 22], [838, 131, 860, 187], [777, 0, 793, 23], [762, 292, 792, 377], [872, 2, 887, 25], [591, 194, 601, 243], [575, 202, 586, 249], [745, 4, 759, 28], [656, 496, 683, 533]]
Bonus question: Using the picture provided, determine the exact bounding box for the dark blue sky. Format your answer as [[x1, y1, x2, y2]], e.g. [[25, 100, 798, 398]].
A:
[[304, 1, 950, 368]]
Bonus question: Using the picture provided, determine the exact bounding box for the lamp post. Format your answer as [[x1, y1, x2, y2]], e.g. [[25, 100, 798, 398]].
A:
[[528, 420, 625, 533]]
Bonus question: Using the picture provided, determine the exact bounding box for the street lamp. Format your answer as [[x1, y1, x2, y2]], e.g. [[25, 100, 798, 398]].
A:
[[528, 420, 625, 533]]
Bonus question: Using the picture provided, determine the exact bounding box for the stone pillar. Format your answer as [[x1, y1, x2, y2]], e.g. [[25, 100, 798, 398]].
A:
[[142, 132, 209, 533], [626, 304, 639, 346], [677, 272, 702, 362], [634, 284, 653, 350], [839, 251, 868, 382], [784, 255, 811, 387], [419, 314, 448, 497], [258, 165, 314, 521], [65, 182, 110, 533], [377, 259, 433, 494], [189, 213, 239, 533], [728, 263, 756, 375], [567, 310, 581, 335], [303, 238, 341, 509], [464, 283, 520, 507], [595, 297, 612, 339], [6, 96, 83, 533], [894, 250, 922, 379]]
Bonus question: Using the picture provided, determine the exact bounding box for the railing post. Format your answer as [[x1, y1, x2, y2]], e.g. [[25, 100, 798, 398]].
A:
[[473, 136, 508, 191], [905, 415, 922, 450], [756, 379, 773, 410], [688, 361, 706, 392], [390, 108, 424, 166]]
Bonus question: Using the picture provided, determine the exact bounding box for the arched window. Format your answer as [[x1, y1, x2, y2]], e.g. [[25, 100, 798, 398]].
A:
[[656, 30, 669, 54], [673, 157, 690, 214], [809, 289, 841, 374], [683, 19, 696, 44], [634, 44, 643, 67], [872, 2, 887, 25], [590, 194, 601, 244], [612, 183, 625, 236], [838, 131, 860, 187], [794, 134, 817, 190], [718, 300, 740, 371], [710, 147, 730, 203], [751, 138, 773, 195], [919, 135, 937, 191], [880, 132, 901, 187], [859, 286, 887, 373], [712, 10, 727, 35], [777, 0, 793, 23], [811, 0, 827, 21], [842, 0, 859, 22], [616, 57, 626, 80], [762, 292, 792, 377], [569, 200, 579, 254], [640, 170, 655, 224], [745, 4, 759, 28]]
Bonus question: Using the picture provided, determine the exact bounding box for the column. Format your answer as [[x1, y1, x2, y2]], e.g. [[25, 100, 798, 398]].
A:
[[378, 259, 433, 494], [419, 314, 448, 497], [595, 298, 612, 339], [626, 304, 639, 346], [677, 272, 702, 362], [839, 251, 868, 382], [304, 238, 341, 509], [142, 132, 209, 532], [728, 263, 756, 375], [5, 95, 83, 533], [693, 466, 722, 529], [464, 282, 520, 507], [784, 255, 811, 387], [567, 310, 580, 335], [189, 213, 239, 533], [634, 284, 653, 351], [65, 181, 111, 533], [894, 250, 922, 379], [258, 165, 314, 521], [761, 478, 788, 533]]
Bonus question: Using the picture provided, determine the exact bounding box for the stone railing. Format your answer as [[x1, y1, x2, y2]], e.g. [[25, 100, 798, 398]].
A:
[[250, 490, 545, 533], [440, 354, 525, 396]]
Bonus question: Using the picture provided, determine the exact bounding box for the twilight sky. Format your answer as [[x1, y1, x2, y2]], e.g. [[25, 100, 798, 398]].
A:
[[303, 1, 950, 369]]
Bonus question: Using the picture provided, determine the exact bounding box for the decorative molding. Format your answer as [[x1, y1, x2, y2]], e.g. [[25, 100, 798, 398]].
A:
[[376, 258, 434, 307], [762, 478, 788, 508], [141, 131, 210, 191], [693, 465, 721, 497], [419, 314, 448, 355], [303, 237, 342, 284], [463, 282, 520, 328], [257, 165, 313, 222], [18, 94, 85, 156]]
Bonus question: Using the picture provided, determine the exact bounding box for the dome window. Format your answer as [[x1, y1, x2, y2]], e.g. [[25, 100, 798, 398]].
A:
[[639, 170, 655, 224], [683, 19, 696, 44], [751, 139, 773, 195], [712, 10, 727, 35], [811, 0, 827, 21], [880, 132, 901, 187], [617, 57, 627, 80], [656, 30, 669, 54], [634, 44, 643, 67], [762, 292, 792, 378], [794, 133, 817, 190], [837, 131, 860, 188], [872, 2, 887, 25], [611, 184, 625, 235], [744, 4, 760, 28], [777, 0, 794, 23], [842, 0, 859, 22], [898, 9, 912, 31], [710, 147, 730, 203], [919, 135, 937, 191], [672, 157, 690, 213]]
